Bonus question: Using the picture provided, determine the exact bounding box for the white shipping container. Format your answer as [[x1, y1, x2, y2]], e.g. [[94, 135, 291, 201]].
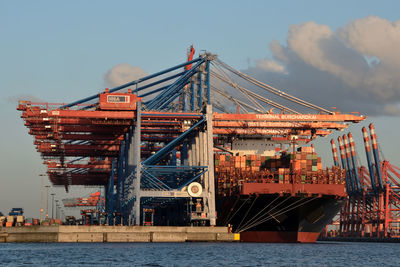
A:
[[16, 216, 24, 223]]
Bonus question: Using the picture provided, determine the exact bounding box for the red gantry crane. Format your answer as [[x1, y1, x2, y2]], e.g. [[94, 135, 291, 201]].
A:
[[18, 47, 366, 228], [327, 123, 400, 239]]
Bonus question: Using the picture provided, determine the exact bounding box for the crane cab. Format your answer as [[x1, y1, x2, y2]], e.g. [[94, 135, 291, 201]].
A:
[[99, 88, 141, 110]]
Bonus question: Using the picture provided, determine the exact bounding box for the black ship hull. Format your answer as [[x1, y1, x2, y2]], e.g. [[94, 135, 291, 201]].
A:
[[216, 194, 345, 242]]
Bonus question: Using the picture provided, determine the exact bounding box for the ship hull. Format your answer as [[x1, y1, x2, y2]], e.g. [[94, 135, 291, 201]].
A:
[[240, 231, 320, 243], [216, 194, 345, 243]]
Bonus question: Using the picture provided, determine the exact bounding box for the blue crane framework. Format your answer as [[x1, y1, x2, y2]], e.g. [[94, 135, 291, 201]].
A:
[[329, 125, 400, 238], [18, 49, 366, 226]]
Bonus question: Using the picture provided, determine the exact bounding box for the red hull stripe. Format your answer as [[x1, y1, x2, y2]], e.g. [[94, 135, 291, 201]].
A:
[[240, 231, 320, 243]]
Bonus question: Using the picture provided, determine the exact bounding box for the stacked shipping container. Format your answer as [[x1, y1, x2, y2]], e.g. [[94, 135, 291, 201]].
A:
[[64, 192, 104, 207], [215, 147, 345, 197]]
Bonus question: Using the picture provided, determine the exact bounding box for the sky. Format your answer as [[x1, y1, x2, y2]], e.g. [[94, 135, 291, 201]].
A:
[[1, 0, 399, 218]]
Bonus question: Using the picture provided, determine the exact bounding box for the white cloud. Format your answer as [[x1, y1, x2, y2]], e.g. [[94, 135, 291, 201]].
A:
[[338, 16, 400, 101], [287, 22, 333, 71], [287, 22, 366, 88], [244, 16, 400, 116], [103, 63, 148, 88], [269, 40, 288, 63], [339, 16, 400, 67], [256, 59, 287, 74]]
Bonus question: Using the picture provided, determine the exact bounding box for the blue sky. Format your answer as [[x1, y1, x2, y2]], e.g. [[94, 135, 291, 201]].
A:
[[1, 0, 399, 218]]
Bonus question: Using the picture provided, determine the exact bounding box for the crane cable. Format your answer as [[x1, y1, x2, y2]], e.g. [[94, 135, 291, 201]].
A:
[[210, 64, 291, 113], [236, 195, 290, 232], [212, 98, 231, 113], [211, 62, 268, 113], [210, 69, 267, 113], [212, 85, 264, 113], [211, 69, 299, 114], [215, 59, 334, 115], [215, 58, 316, 111], [211, 63, 268, 113], [238, 196, 319, 233]]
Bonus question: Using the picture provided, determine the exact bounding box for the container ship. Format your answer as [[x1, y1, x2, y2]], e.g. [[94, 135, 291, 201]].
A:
[[16, 49, 364, 243], [214, 143, 346, 243]]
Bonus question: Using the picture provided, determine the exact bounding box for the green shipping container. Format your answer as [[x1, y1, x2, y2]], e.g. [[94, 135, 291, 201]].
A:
[[312, 166, 318, 171]]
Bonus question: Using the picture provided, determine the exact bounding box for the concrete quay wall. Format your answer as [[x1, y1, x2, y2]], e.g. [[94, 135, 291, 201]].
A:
[[0, 226, 239, 243]]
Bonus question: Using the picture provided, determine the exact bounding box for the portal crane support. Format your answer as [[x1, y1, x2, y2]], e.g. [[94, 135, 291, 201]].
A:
[[342, 135, 356, 194], [348, 133, 362, 193], [334, 124, 400, 238], [369, 123, 384, 190], [330, 139, 339, 167], [362, 127, 377, 192]]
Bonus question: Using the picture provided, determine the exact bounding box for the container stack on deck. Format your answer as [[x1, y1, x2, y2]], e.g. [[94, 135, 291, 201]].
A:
[[215, 148, 344, 197]]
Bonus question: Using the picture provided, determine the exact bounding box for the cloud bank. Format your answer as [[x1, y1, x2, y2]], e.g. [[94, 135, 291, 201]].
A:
[[246, 16, 400, 116], [103, 63, 148, 88]]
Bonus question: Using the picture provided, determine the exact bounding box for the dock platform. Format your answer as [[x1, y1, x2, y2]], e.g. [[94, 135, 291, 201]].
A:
[[0, 226, 239, 243]]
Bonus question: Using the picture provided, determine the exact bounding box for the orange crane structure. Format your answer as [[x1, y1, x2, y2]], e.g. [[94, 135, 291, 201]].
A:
[[328, 124, 400, 238], [18, 48, 365, 232]]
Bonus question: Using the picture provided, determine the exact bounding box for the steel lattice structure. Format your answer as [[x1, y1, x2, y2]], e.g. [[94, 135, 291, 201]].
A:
[[329, 124, 400, 238], [18, 49, 365, 226]]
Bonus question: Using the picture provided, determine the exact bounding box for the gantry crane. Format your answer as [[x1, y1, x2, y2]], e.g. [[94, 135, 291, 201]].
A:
[[18, 47, 365, 226], [330, 124, 400, 238]]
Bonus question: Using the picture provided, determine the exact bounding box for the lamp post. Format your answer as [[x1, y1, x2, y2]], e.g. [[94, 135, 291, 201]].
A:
[[39, 174, 46, 221], [45, 185, 50, 219], [51, 193, 55, 219], [55, 200, 59, 219]]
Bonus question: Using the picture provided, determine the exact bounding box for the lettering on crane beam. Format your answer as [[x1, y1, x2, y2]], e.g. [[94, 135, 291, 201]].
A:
[[255, 114, 317, 120], [107, 95, 129, 103]]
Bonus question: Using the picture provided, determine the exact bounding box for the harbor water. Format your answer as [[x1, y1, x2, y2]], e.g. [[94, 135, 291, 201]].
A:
[[0, 242, 399, 266]]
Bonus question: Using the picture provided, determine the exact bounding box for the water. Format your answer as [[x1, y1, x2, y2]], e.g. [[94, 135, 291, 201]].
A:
[[0, 242, 399, 266]]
